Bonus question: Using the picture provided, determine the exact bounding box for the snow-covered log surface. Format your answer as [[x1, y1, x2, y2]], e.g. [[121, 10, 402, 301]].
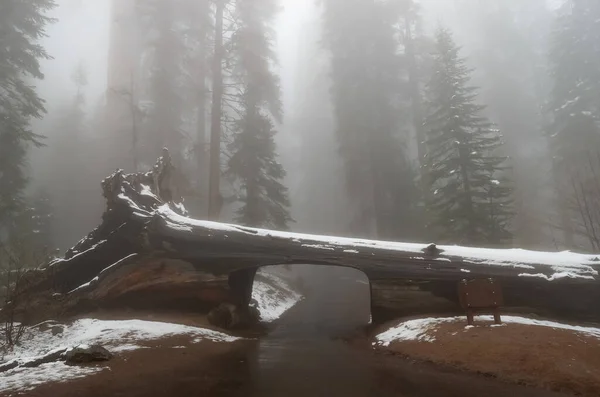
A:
[[252, 272, 303, 322], [0, 319, 238, 393], [375, 315, 600, 347], [157, 205, 600, 280]]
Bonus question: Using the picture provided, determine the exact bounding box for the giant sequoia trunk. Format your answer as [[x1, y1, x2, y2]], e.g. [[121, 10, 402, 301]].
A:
[[21, 151, 600, 327]]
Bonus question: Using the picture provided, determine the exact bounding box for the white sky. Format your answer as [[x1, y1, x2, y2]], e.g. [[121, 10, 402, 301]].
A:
[[275, 0, 313, 123], [38, 0, 110, 116], [37, 0, 309, 119], [34, 0, 559, 132]]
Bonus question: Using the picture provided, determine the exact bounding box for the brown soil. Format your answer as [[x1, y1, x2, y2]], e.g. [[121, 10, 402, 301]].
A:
[[2, 310, 572, 397], [2, 335, 252, 397], [375, 318, 600, 396]]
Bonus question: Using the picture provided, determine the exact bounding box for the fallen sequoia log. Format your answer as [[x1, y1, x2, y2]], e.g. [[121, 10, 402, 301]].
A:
[[20, 150, 600, 327]]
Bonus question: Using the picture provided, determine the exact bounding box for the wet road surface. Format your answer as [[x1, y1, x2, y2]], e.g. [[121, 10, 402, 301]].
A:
[[237, 267, 568, 397], [248, 270, 373, 397], [12, 267, 573, 397]]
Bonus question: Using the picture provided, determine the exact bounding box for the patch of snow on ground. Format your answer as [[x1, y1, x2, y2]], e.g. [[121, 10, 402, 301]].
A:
[[13, 319, 237, 358], [1, 319, 238, 393], [375, 315, 600, 347], [481, 315, 600, 337], [375, 318, 457, 346], [1, 362, 101, 393], [252, 273, 303, 322]]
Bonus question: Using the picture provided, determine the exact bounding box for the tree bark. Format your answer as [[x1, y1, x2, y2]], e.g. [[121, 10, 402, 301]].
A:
[[194, 0, 209, 215], [405, 16, 426, 169]]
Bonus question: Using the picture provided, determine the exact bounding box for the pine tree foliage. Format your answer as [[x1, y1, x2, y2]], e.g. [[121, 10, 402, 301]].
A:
[[423, 28, 513, 245], [548, 0, 600, 248], [136, 0, 189, 166], [0, 0, 55, 232], [321, 0, 417, 239], [225, 0, 292, 230], [11, 188, 55, 261], [178, 0, 212, 217], [46, 64, 90, 249], [398, 1, 435, 241], [282, 10, 350, 235], [548, 0, 600, 171], [452, 0, 552, 249]]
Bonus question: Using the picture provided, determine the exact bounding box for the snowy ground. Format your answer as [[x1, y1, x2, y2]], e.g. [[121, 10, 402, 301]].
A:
[[375, 315, 600, 346], [252, 271, 303, 322], [0, 272, 301, 394], [0, 319, 238, 393], [1, 361, 101, 394]]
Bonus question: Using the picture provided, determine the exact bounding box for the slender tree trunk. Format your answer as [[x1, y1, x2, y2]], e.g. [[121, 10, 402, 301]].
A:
[[368, 138, 382, 239], [405, 18, 425, 169], [404, 14, 432, 237], [458, 143, 476, 243], [197, 81, 206, 176], [129, 72, 139, 171], [208, 0, 225, 220], [552, 160, 575, 248]]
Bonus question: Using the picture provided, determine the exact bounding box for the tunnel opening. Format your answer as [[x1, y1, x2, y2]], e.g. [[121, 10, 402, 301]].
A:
[[246, 265, 375, 397], [250, 264, 372, 337]]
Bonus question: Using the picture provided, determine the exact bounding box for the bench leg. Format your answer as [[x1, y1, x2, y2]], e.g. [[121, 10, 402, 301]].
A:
[[493, 308, 501, 325], [467, 309, 474, 326]]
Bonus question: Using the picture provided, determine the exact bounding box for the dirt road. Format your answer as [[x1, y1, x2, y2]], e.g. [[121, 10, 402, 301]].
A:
[[7, 270, 571, 397]]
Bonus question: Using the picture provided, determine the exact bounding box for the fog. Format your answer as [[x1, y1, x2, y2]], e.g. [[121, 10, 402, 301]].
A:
[[5, 0, 600, 255]]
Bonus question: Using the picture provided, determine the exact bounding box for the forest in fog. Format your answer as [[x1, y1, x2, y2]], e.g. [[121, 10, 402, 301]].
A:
[[2, 0, 600, 270]]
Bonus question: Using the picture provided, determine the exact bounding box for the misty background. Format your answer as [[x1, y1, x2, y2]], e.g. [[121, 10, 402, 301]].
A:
[[3, 0, 598, 260]]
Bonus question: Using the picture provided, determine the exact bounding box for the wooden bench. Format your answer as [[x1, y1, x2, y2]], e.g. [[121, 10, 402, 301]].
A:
[[458, 278, 503, 325]]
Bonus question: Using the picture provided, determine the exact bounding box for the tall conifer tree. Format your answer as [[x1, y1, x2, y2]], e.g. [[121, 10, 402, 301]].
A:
[[423, 28, 513, 245], [0, 0, 55, 234], [225, 0, 291, 229], [321, 0, 416, 239], [547, 0, 600, 249]]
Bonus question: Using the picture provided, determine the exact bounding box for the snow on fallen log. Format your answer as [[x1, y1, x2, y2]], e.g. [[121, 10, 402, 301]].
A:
[[154, 205, 600, 282]]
